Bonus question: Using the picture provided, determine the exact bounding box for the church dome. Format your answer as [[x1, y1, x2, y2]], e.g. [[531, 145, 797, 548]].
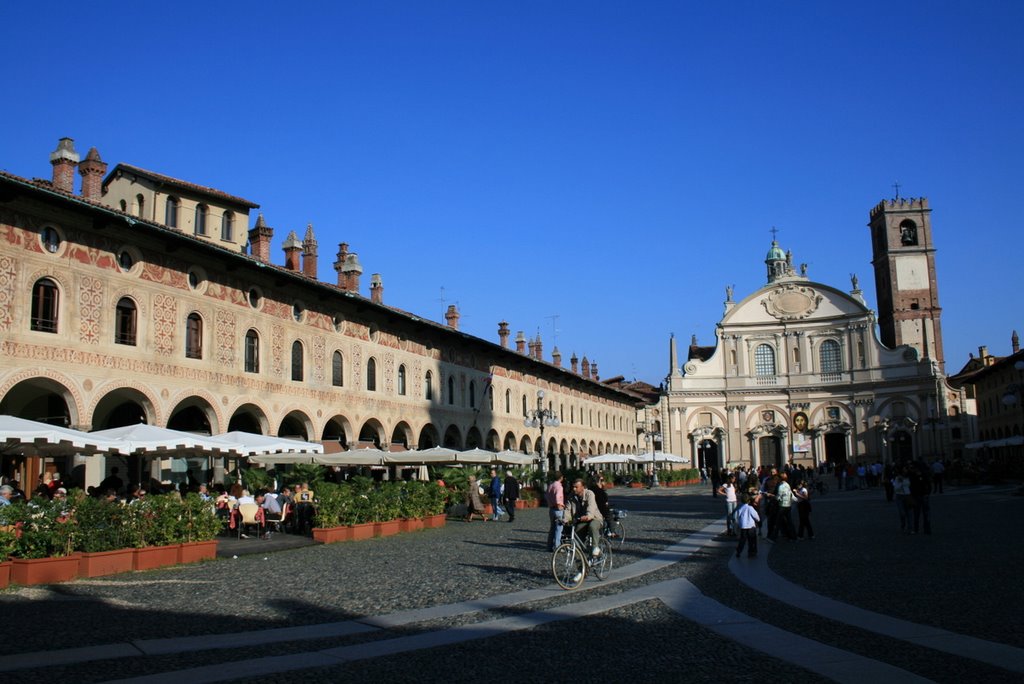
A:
[[765, 240, 785, 261]]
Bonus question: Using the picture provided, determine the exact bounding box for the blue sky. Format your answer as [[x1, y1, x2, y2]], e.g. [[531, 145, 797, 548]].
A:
[[3, 1, 1021, 383]]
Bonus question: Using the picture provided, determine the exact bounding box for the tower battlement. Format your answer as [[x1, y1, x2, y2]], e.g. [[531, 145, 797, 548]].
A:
[[870, 197, 929, 218]]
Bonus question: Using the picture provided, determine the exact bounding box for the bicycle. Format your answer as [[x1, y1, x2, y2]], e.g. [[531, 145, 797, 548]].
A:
[[603, 508, 626, 546], [552, 519, 613, 591]]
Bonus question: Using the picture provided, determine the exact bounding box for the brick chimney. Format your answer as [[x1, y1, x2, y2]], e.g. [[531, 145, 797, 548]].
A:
[[370, 274, 383, 304], [445, 304, 460, 329], [534, 334, 543, 361], [515, 331, 526, 354], [302, 223, 318, 279], [248, 214, 273, 263], [334, 243, 349, 286], [552, 346, 561, 367], [581, 356, 591, 380], [571, 352, 579, 374], [1013, 330, 1020, 354], [78, 147, 107, 200], [282, 231, 302, 271], [50, 138, 79, 193], [341, 252, 363, 291], [591, 361, 599, 382], [498, 321, 510, 348]]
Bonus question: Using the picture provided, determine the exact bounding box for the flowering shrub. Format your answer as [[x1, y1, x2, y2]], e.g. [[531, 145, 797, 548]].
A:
[[0, 500, 76, 559]]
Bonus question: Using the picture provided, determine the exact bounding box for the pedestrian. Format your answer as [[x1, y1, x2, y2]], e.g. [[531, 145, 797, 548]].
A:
[[793, 478, 814, 540], [770, 472, 796, 541], [909, 461, 932, 534], [545, 471, 565, 551], [464, 475, 485, 522], [488, 468, 505, 521], [892, 466, 912, 533], [931, 459, 945, 494], [735, 494, 760, 558], [502, 470, 520, 523], [717, 474, 738, 535]]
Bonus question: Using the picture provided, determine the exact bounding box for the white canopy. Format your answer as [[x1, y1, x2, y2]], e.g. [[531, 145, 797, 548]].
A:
[[314, 447, 388, 466], [90, 424, 241, 456], [630, 451, 689, 464], [456, 448, 498, 464], [495, 450, 538, 466], [0, 415, 124, 456], [583, 453, 633, 465], [215, 431, 324, 459]]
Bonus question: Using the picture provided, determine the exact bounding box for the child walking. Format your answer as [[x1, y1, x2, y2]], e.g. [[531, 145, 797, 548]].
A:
[[735, 494, 761, 559]]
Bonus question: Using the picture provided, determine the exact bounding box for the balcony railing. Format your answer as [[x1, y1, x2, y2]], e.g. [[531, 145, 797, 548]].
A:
[[755, 375, 777, 386], [819, 372, 843, 383]]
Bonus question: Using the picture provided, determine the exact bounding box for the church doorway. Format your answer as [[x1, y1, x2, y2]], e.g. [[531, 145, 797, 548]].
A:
[[892, 431, 913, 462], [824, 433, 847, 465], [697, 439, 718, 470], [758, 436, 782, 468]]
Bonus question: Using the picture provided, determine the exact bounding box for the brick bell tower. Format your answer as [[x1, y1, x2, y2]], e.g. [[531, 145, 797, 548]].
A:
[[868, 196, 945, 370]]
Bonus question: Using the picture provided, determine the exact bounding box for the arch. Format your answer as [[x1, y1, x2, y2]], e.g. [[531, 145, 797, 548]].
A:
[[424, 370, 433, 400], [0, 375, 78, 427], [417, 423, 441, 449], [357, 419, 384, 447], [185, 312, 203, 359], [366, 357, 377, 392], [114, 297, 137, 346], [244, 329, 260, 373], [168, 392, 223, 434], [331, 350, 344, 387], [754, 343, 776, 376], [465, 426, 482, 449], [502, 432, 517, 450], [390, 421, 414, 449], [279, 411, 315, 441], [442, 424, 463, 450], [485, 429, 501, 451], [228, 403, 269, 434], [90, 381, 161, 429], [30, 277, 60, 333], [321, 414, 351, 449], [519, 435, 532, 453], [291, 340, 304, 381], [397, 364, 407, 395]]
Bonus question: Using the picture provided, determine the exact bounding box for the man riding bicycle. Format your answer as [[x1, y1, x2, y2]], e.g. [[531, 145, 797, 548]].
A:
[[587, 475, 615, 537], [567, 478, 604, 557]]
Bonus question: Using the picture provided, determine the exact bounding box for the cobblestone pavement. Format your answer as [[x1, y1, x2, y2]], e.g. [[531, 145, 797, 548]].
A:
[[0, 481, 1020, 683]]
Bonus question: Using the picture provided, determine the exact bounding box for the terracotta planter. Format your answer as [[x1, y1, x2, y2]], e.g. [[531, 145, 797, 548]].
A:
[[399, 518, 425, 533], [79, 548, 134, 578], [313, 526, 354, 544], [629, 483, 644, 488], [133, 545, 180, 571], [11, 553, 81, 586], [514, 500, 527, 509], [349, 522, 375, 541], [375, 520, 401, 537], [0, 561, 11, 589], [422, 513, 447, 529], [178, 540, 218, 564]]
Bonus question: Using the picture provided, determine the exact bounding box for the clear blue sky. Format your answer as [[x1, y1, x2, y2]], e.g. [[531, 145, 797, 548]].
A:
[[3, 1, 1021, 383]]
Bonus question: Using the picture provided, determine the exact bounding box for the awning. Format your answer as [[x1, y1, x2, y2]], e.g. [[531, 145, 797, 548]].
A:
[[0, 415, 124, 456], [90, 424, 241, 456]]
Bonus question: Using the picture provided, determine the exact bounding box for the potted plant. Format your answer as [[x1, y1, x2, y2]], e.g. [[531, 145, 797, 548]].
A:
[[129, 494, 185, 571], [4, 499, 80, 586], [74, 493, 134, 577], [422, 482, 449, 528], [178, 493, 222, 563], [0, 526, 16, 589], [312, 483, 355, 543], [370, 483, 403, 537]]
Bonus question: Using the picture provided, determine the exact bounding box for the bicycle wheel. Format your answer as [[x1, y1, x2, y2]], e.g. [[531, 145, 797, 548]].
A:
[[552, 543, 585, 590], [590, 536, 613, 580]]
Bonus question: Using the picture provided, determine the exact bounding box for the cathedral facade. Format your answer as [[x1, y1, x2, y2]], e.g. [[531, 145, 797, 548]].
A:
[[0, 139, 642, 492], [657, 199, 967, 471]]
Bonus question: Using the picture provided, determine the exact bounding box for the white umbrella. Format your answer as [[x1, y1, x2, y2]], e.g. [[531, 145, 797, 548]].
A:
[[0, 415, 124, 456], [398, 446, 460, 463], [630, 452, 689, 464], [315, 447, 388, 466], [494, 450, 538, 466], [583, 453, 633, 465], [90, 424, 241, 456], [215, 431, 323, 463], [456, 448, 497, 464]]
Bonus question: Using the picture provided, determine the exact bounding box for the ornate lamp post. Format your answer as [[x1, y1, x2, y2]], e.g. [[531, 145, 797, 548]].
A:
[[639, 420, 661, 488], [524, 389, 560, 470]]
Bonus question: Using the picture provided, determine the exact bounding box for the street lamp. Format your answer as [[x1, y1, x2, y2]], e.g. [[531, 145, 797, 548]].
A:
[[639, 421, 661, 487], [524, 389, 560, 470]]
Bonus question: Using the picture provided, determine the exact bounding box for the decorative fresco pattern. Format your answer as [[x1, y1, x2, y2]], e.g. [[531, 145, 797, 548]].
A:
[[0, 255, 16, 332], [152, 293, 177, 356], [78, 275, 103, 345], [216, 309, 236, 366], [313, 334, 326, 384], [272, 324, 284, 377]]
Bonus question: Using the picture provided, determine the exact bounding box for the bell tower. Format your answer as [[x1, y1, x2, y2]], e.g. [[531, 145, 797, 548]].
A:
[[868, 196, 944, 370]]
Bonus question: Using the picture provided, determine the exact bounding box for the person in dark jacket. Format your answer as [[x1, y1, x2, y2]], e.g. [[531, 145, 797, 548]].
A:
[[502, 470, 520, 523]]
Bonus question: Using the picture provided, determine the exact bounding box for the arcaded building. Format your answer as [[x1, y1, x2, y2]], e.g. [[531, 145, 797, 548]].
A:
[[0, 139, 643, 491], [656, 199, 968, 471]]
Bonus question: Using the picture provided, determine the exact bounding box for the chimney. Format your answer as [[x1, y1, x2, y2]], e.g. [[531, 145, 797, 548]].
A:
[[50, 137, 80, 193], [282, 231, 302, 271], [302, 223, 318, 279], [571, 352, 579, 374], [370, 274, 383, 304], [498, 321, 510, 348], [515, 331, 526, 354], [581, 356, 591, 380], [248, 214, 273, 262], [979, 346, 989, 365], [445, 304, 460, 330], [552, 346, 562, 367], [534, 334, 543, 361], [78, 147, 107, 200], [342, 252, 363, 291], [591, 361, 599, 382], [1013, 330, 1020, 354], [334, 243, 349, 286]]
